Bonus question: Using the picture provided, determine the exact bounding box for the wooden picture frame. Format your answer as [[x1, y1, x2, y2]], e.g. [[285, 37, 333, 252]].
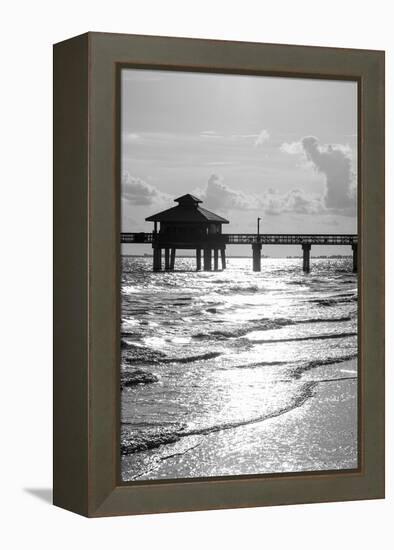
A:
[[53, 32, 385, 517]]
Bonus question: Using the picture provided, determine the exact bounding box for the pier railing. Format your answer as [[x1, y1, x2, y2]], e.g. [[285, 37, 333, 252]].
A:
[[121, 232, 154, 243], [121, 232, 357, 246], [224, 234, 357, 245], [120, 232, 358, 273]]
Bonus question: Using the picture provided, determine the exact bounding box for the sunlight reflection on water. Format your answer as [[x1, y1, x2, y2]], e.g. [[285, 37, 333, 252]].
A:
[[120, 257, 358, 480]]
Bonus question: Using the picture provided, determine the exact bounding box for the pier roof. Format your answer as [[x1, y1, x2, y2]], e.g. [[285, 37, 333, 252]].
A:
[[145, 194, 229, 224], [174, 194, 202, 204]]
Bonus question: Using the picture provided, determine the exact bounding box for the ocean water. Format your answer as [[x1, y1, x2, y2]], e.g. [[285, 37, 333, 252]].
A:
[[120, 257, 358, 481]]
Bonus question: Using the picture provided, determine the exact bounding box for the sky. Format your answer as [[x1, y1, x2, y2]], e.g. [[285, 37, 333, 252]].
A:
[[121, 68, 357, 256]]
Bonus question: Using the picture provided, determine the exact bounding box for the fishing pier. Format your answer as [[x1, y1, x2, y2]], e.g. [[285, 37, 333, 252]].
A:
[[121, 194, 358, 273]]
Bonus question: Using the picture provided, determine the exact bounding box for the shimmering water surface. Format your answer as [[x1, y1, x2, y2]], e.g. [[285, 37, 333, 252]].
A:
[[120, 257, 358, 481]]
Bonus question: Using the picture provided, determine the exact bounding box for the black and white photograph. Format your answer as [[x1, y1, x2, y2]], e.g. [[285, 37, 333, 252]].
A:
[[119, 68, 359, 482]]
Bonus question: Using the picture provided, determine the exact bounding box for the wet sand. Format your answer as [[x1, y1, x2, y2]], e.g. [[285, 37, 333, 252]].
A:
[[122, 374, 357, 481]]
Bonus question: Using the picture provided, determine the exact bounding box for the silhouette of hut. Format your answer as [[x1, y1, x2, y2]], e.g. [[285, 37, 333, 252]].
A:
[[145, 194, 229, 271]]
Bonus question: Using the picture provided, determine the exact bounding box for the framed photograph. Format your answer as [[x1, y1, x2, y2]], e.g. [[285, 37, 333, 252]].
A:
[[53, 32, 385, 516]]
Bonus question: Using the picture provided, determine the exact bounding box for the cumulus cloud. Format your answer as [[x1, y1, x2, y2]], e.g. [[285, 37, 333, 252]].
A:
[[302, 136, 356, 214], [280, 136, 356, 215], [254, 129, 270, 147], [264, 188, 324, 215], [198, 174, 259, 210], [122, 172, 170, 206], [280, 141, 304, 155], [196, 174, 324, 216]]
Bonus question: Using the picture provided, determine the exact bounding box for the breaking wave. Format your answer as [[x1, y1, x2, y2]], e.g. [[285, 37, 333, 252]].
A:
[[121, 369, 159, 389], [121, 381, 317, 455], [121, 344, 222, 368], [193, 316, 352, 340], [250, 332, 357, 344]]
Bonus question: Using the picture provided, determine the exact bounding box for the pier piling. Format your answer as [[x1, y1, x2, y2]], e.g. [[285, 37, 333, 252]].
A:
[[214, 249, 219, 271], [352, 243, 358, 273], [170, 248, 176, 270], [252, 243, 262, 272], [196, 248, 202, 271], [164, 248, 170, 270], [302, 243, 311, 273], [203, 248, 212, 271], [220, 248, 226, 270], [130, 232, 357, 273], [153, 247, 162, 271]]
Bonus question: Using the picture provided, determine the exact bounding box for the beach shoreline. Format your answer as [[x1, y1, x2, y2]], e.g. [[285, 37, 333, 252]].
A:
[[121, 369, 357, 481]]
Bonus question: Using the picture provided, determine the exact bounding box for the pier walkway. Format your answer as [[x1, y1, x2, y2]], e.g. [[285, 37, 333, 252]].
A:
[[121, 232, 358, 273]]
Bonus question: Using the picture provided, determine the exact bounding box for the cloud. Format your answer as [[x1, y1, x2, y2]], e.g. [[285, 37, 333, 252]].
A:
[[301, 136, 356, 214], [254, 129, 270, 147], [200, 130, 222, 139], [198, 174, 258, 210], [280, 136, 356, 215], [122, 172, 170, 206], [264, 188, 324, 215], [280, 141, 304, 155], [196, 174, 324, 216]]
